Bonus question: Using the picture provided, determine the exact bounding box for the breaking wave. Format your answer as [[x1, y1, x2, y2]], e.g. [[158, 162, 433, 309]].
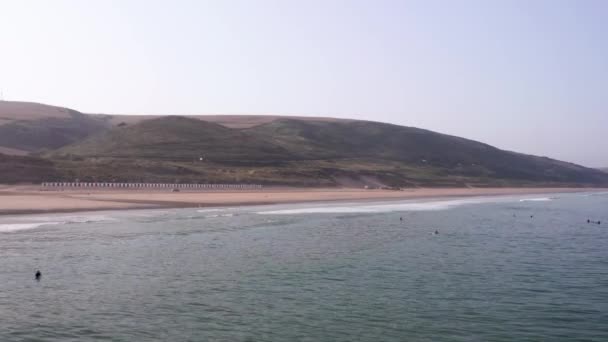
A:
[[0, 214, 116, 233], [0, 222, 62, 232], [257, 197, 511, 215], [519, 197, 553, 202]]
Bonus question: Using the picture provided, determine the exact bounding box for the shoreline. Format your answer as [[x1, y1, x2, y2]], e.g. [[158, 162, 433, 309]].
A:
[[0, 186, 604, 217]]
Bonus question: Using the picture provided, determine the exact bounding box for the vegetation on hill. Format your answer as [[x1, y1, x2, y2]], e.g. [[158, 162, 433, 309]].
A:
[[1, 101, 606, 187], [42, 116, 608, 187], [49, 116, 289, 161], [0, 101, 77, 121], [0, 153, 59, 183], [0, 107, 110, 152], [0, 101, 351, 156]]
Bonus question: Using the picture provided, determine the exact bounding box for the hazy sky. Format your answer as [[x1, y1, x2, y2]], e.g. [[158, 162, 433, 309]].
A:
[[0, 0, 606, 166]]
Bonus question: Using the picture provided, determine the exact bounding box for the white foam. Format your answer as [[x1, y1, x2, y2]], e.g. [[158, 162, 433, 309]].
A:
[[196, 209, 222, 213], [0, 213, 117, 233], [257, 197, 510, 215], [203, 213, 234, 218], [12, 214, 116, 224], [0, 222, 61, 232], [519, 197, 552, 202], [588, 192, 608, 197], [63, 215, 116, 224]]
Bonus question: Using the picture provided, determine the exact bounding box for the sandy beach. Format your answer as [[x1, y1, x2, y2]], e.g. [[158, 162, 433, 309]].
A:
[[0, 185, 603, 216]]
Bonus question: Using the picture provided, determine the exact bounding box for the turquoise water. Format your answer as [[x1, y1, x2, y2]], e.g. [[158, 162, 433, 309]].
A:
[[1, 193, 607, 341]]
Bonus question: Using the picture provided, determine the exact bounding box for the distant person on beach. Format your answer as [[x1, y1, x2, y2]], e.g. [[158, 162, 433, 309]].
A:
[[35, 270, 41, 280]]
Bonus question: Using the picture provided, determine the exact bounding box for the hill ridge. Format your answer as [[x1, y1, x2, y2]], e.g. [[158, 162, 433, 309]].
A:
[[1, 101, 607, 187]]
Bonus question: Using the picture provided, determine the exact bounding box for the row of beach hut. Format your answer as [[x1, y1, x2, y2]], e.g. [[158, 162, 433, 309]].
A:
[[41, 182, 262, 190]]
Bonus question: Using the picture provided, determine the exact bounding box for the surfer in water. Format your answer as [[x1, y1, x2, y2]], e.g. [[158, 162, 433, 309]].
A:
[[433, 230, 439, 235], [35, 270, 41, 281]]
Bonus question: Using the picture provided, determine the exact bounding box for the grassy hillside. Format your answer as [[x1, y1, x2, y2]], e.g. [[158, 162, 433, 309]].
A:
[[43, 116, 608, 187], [101, 113, 349, 129], [248, 119, 608, 184], [2, 101, 606, 187], [49, 116, 289, 162], [0, 101, 76, 122], [0, 153, 59, 183], [0, 101, 347, 154], [0, 112, 110, 152], [0, 101, 110, 153]]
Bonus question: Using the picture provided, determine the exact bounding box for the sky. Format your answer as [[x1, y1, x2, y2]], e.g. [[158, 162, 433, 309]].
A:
[[0, 0, 606, 166]]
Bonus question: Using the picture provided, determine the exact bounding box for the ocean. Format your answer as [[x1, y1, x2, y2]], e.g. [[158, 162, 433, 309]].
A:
[[1, 193, 607, 341]]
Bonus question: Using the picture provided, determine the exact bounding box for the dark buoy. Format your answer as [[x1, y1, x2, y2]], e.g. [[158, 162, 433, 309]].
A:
[[434, 230, 439, 235], [35, 270, 41, 281], [587, 219, 591, 223], [598, 221, 601, 225], [530, 215, 534, 218]]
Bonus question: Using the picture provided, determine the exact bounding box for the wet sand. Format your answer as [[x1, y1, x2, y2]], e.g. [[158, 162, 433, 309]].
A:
[[0, 186, 602, 216]]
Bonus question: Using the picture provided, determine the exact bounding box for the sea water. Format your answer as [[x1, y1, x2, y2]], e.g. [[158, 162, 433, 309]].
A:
[[0, 193, 607, 341]]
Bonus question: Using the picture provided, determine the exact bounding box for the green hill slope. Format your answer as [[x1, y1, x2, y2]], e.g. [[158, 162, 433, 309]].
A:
[[43, 116, 608, 187], [0, 153, 59, 183], [0, 102, 110, 152], [247, 119, 608, 184], [247, 119, 496, 161], [2, 101, 606, 186], [49, 116, 288, 162]]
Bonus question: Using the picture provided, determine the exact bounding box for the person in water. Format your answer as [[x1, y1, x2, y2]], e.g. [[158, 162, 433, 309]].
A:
[[434, 230, 439, 235], [35, 270, 41, 280]]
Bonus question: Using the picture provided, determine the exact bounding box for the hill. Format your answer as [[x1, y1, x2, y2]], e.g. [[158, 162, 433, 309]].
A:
[[0, 101, 76, 122], [102, 114, 349, 129], [1, 100, 607, 187], [247, 119, 608, 184], [46, 116, 608, 187], [0, 153, 59, 183], [0, 101, 349, 155], [0, 101, 111, 153], [50, 116, 288, 161]]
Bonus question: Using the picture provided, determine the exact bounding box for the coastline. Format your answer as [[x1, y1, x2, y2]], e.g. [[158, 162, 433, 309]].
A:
[[0, 186, 604, 216]]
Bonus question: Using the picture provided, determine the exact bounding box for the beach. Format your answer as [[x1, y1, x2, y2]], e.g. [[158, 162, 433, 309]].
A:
[[0, 185, 602, 215]]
